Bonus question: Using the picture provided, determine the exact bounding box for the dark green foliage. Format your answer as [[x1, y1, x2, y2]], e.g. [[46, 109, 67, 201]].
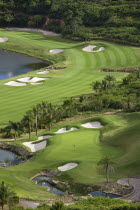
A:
[[0, 0, 140, 44]]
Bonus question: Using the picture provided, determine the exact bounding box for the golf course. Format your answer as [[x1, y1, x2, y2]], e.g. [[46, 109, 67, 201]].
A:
[[0, 29, 140, 125], [0, 28, 140, 200]]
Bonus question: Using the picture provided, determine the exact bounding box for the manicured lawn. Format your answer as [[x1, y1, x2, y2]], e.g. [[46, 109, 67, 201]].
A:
[[0, 113, 140, 200], [0, 29, 140, 126]]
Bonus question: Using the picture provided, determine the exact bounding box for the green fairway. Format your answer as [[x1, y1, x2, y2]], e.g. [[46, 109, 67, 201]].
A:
[[0, 113, 140, 200], [0, 29, 140, 125]]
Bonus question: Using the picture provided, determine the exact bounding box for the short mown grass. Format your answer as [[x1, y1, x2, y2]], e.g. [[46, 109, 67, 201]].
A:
[[0, 29, 140, 125], [0, 113, 140, 200]]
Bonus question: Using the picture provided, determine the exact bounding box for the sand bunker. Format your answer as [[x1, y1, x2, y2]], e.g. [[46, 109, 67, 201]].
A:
[[82, 45, 105, 53], [5, 81, 27, 86], [23, 135, 53, 152], [49, 49, 64, 54], [23, 140, 47, 152], [55, 127, 78, 134], [58, 163, 78, 171], [38, 135, 52, 141], [81, 121, 103, 128], [17, 77, 48, 83], [0, 37, 8, 42], [6, 28, 59, 36], [37, 70, 49, 74], [30, 82, 42, 85]]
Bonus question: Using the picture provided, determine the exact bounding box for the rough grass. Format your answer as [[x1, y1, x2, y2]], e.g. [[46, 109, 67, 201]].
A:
[[0, 113, 140, 200], [0, 29, 140, 126]]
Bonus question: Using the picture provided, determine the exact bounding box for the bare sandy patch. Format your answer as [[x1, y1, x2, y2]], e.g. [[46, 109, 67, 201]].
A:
[[49, 49, 64, 54], [55, 127, 78, 134], [5, 81, 27, 86], [82, 45, 105, 52], [23, 140, 47, 152], [38, 135, 52, 140], [0, 37, 8, 42], [58, 163, 78, 171], [81, 122, 103, 128], [37, 70, 49, 74], [17, 77, 49, 83]]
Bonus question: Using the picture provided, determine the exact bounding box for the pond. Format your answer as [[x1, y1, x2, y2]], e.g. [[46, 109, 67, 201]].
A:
[[89, 191, 122, 199], [0, 149, 24, 167], [0, 50, 46, 80], [32, 176, 65, 196]]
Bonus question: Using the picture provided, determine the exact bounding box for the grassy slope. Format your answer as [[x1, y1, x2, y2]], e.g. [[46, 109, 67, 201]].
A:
[[0, 29, 140, 126], [0, 113, 140, 200]]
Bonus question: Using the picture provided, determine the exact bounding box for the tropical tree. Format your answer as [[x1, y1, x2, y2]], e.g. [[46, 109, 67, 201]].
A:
[[6, 121, 23, 141], [97, 156, 117, 183], [0, 181, 19, 210], [91, 81, 101, 93], [32, 105, 40, 136], [104, 74, 116, 88], [22, 110, 34, 139]]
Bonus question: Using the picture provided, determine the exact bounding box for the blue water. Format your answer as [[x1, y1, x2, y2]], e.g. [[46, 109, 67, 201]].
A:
[[0, 149, 17, 162], [0, 50, 42, 80], [90, 191, 122, 198], [37, 180, 65, 195]]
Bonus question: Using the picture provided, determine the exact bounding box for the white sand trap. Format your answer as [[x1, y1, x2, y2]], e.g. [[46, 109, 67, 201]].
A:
[[17, 77, 48, 83], [81, 121, 103, 128], [0, 37, 8, 42], [37, 70, 49, 74], [6, 28, 59, 36], [5, 81, 27, 86], [58, 163, 78, 171], [38, 135, 52, 140], [82, 45, 105, 53], [55, 127, 78, 134], [23, 140, 47, 152], [49, 49, 64, 54], [30, 82, 42, 85]]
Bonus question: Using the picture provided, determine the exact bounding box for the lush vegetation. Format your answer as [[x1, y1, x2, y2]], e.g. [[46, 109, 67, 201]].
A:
[[36, 198, 140, 210], [0, 29, 140, 128], [0, 0, 140, 44], [0, 112, 140, 199]]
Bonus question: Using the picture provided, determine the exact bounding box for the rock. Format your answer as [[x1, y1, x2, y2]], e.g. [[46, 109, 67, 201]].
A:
[[0, 142, 33, 158]]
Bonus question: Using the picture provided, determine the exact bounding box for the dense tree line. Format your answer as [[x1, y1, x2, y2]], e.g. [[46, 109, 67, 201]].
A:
[[0, 0, 140, 45], [1, 70, 140, 140]]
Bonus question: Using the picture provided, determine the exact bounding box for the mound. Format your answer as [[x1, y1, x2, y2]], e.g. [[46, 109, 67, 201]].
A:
[[58, 163, 78, 171], [81, 121, 103, 128], [82, 45, 105, 52]]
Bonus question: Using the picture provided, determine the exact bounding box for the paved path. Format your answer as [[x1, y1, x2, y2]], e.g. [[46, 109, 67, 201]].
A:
[[117, 177, 140, 202], [20, 200, 39, 209]]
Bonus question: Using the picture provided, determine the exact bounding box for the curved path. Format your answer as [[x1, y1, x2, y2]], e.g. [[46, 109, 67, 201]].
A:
[[118, 177, 140, 202]]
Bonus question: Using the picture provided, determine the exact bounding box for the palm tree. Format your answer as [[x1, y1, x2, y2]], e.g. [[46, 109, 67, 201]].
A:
[[91, 81, 101, 93], [8, 121, 23, 141], [0, 181, 19, 210], [22, 110, 34, 139], [105, 75, 116, 85], [32, 105, 40, 136], [97, 156, 117, 183]]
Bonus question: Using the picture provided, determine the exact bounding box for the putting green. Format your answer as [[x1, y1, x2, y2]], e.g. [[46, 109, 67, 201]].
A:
[[0, 29, 140, 126], [0, 113, 139, 200]]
